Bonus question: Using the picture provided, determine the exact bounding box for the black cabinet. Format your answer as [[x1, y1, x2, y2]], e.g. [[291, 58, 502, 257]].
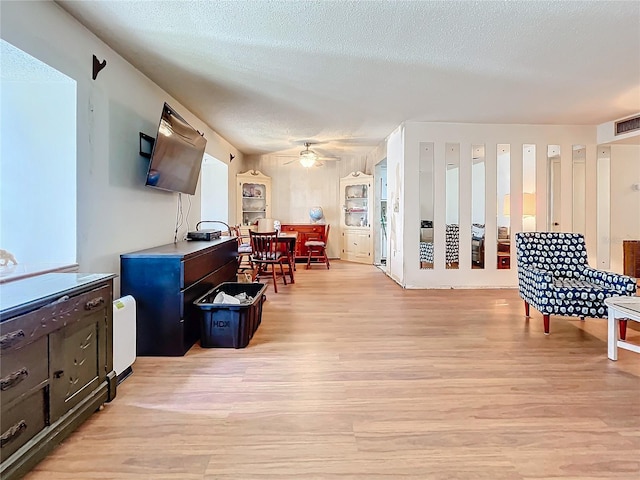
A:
[[120, 238, 238, 356], [0, 273, 116, 480]]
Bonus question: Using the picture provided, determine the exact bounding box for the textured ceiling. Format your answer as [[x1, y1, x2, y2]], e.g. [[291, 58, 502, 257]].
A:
[[56, 0, 640, 157]]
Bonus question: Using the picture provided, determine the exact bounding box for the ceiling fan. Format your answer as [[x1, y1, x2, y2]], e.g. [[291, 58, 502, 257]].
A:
[[297, 142, 317, 167], [283, 142, 340, 167]]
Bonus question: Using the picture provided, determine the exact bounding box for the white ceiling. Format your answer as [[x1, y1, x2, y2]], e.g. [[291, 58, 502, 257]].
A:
[[56, 0, 640, 158]]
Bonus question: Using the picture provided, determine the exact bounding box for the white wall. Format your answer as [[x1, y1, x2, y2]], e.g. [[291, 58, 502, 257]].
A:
[[1, 1, 244, 295], [387, 126, 404, 284], [609, 144, 640, 274]]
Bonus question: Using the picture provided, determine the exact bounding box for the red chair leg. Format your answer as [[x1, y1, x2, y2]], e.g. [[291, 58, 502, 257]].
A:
[[324, 248, 330, 269], [306, 249, 312, 269], [620, 319, 628, 341], [524, 301, 530, 317], [543, 315, 550, 335]]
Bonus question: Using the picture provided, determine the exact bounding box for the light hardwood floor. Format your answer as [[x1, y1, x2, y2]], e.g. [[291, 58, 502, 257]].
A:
[[25, 261, 639, 479]]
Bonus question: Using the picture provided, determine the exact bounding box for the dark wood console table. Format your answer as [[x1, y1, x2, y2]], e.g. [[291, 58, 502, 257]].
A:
[[120, 238, 238, 356], [0, 273, 116, 480], [280, 223, 326, 262], [623, 240, 640, 279]]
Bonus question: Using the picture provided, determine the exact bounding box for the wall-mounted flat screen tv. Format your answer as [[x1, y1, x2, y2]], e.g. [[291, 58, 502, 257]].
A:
[[145, 103, 207, 195]]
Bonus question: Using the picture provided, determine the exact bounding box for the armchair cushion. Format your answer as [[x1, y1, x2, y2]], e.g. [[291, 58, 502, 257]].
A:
[[552, 277, 618, 300]]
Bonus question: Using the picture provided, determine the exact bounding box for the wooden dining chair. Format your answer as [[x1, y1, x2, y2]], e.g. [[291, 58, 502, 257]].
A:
[[249, 230, 289, 293], [305, 224, 330, 269], [231, 225, 254, 272]]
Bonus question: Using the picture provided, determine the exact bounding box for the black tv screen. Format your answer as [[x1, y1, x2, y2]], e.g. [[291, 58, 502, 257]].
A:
[[145, 103, 207, 195]]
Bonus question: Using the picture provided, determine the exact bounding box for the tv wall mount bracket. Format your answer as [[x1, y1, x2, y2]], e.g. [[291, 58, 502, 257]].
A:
[[139, 132, 155, 159]]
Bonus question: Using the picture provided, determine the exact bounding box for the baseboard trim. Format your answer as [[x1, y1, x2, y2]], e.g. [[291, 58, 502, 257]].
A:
[[117, 366, 133, 385]]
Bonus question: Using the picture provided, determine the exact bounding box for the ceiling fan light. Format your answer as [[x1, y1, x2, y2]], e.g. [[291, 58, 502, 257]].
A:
[[299, 152, 317, 168], [299, 143, 318, 167]]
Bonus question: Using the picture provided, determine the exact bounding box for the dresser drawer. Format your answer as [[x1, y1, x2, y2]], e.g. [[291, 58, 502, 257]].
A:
[[49, 310, 103, 423], [0, 336, 48, 407], [0, 388, 46, 463], [183, 241, 236, 288], [0, 285, 110, 353], [282, 225, 324, 233]]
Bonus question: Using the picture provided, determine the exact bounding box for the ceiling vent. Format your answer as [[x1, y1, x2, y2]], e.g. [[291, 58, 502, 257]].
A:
[[615, 115, 640, 136]]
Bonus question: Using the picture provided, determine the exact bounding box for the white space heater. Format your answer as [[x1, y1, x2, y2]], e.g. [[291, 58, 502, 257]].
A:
[[112, 295, 137, 383]]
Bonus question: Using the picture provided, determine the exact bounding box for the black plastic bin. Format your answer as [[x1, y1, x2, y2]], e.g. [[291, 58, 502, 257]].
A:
[[194, 282, 267, 348]]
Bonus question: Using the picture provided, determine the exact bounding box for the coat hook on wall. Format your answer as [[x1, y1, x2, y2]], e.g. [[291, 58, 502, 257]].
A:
[[92, 55, 107, 80], [230, 154, 236, 162]]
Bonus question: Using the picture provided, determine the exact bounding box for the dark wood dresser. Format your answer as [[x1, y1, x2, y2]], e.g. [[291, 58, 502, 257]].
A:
[[0, 273, 116, 480], [120, 238, 238, 356], [623, 240, 640, 279]]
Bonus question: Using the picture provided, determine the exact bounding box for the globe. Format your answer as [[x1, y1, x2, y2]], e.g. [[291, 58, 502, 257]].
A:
[[309, 206, 324, 223]]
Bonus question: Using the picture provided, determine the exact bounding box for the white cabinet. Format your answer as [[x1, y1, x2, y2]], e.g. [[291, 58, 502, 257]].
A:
[[340, 172, 373, 264], [343, 229, 373, 263], [237, 170, 271, 229]]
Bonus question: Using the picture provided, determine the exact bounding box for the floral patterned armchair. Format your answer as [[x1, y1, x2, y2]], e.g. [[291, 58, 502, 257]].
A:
[[515, 232, 637, 334]]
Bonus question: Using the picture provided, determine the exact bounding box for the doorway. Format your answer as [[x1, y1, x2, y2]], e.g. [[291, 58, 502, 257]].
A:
[[374, 159, 388, 266], [547, 148, 561, 232], [200, 154, 229, 224]]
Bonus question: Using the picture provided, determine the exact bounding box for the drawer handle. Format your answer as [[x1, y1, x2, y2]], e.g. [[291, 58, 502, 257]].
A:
[[0, 367, 29, 391], [1, 420, 27, 448], [0, 330, 25, 350], [85, 297, 105, 310], [50, 295, 70, 305]]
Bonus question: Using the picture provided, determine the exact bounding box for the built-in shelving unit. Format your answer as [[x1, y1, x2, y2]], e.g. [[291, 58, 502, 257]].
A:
[[237, 170, 271, 230], [340, 172, 373, 264]]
